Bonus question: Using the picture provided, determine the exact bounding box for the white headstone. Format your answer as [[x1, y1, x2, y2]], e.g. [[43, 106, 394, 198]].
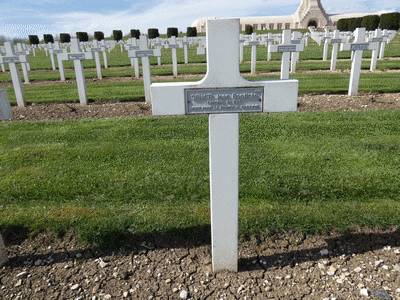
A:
[[0, 89, 12, 120], [0, 42, 26, 107], [0, 234, 7, 267], [58, 38, 94, 104], [151, 18, 298, 272]]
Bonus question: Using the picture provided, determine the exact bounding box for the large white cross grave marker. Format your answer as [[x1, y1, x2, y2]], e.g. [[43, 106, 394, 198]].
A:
[[151, 19, 298, 272], [58, 38, 94, 104]]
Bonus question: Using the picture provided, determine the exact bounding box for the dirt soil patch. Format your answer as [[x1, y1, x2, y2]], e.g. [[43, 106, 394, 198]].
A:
[[2, 92, 400, 122], [2, 228, 400, 299], [1, 94, 400, 299]]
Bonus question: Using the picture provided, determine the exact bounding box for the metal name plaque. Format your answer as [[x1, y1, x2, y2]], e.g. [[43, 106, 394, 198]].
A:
[[90, 47, 102, 52], [291, 40, 302, 44], [168, 44, 180, 48], [277, 45, 297, 52], [248, 41, 261, 46], [128, 46, 139, 50], [68, 53, 86, 60], [153, 43, 162, 47], [53, 49, 65, 54], [350, 43, 369, 51], [3, 57, 20, 63], [372, 38, 383, 42], [331, 39, 343, 44], [185, 87, 264, 114], [135, 50, 154, 57]]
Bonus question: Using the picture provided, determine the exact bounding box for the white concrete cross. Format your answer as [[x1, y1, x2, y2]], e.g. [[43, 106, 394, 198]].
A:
[[239, 34, 245, 63], [47, 42, 58, 71], [262, 33, 274, 61], [152, 37, 164, 66], [50, 42, 67, 81], [340, 28, 379, 96], [244, 33, 264, 75], [49, 42, 66, 78], [379, 29, 389, 59], [0, 42, 27, 107], [165, 36, 182, 76], [58, 38, 94, 104], [369, 29, 383, 71], [151, 18, 298, 272], [14, 43, 30, 84], [269, 30, 304, 79], [322, 29, 331, 61], [290, 31, 303, 73], [329, 30, 344, 71], [126, 38, 140, 78], [99, 40, 109, 68], [90, 40, 106, 80], [128, 35, 161, 103], [180, 36, 190, 64]]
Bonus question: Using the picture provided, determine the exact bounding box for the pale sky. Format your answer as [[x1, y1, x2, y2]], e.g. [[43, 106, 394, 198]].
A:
[[1, 0, 399, 39]]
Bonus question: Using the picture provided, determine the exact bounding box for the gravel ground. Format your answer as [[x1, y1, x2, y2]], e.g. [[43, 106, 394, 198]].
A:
[[1, 91, 400, 299]]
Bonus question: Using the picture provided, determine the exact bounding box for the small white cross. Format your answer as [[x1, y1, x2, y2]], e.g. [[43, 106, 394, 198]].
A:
[[128, 35, 161, 103], [244, 33, 264, 74], [58, 38, 94, 104], [165, 36, 182, 76], [268, 30, 304, 79], [0, 42, 27, 107], [340, 28, 379, 96]]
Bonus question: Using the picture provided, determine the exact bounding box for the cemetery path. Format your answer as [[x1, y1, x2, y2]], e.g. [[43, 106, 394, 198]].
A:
[[2, 92, 400, 122], [1, 227, 400, 299]]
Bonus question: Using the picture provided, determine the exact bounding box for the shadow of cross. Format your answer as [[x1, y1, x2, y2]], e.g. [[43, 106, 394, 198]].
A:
[[151, 18, 298, 273]]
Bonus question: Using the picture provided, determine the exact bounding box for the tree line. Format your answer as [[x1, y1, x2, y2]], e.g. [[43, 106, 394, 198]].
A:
[[337, 12, 400, 32], [27, 27, 198, 45]]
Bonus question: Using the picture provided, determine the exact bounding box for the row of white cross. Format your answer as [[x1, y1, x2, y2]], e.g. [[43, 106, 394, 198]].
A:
[[0, 27, 396, 107]]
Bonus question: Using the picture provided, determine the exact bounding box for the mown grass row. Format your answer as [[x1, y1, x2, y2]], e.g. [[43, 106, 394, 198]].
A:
[[1, 110, 400, 247]]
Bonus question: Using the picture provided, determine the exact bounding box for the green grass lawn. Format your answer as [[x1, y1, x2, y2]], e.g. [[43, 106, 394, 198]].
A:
[[1, 110, 400, 247]]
